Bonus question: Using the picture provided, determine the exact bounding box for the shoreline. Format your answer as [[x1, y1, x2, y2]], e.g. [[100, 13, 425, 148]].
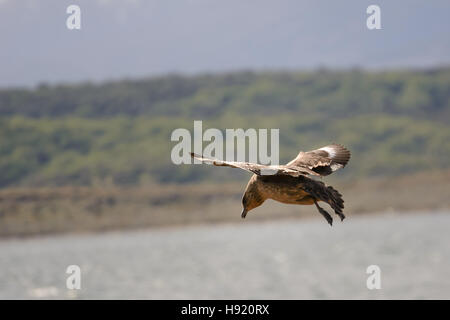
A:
[[1, 169, 449, 239], [1, 208, 448, 242]]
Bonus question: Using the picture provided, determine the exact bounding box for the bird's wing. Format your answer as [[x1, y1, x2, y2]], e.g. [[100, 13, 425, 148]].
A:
[[190, 153, 318, 176], [286, 144, 351, 176]]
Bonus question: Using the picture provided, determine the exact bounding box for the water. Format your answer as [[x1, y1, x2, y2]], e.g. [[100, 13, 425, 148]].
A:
[[1, 211, 449, 299]]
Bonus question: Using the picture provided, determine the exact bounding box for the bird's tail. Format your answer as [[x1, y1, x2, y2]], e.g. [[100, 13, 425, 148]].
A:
[[304, 181, 345, 219], [324, 185, 345, 219]]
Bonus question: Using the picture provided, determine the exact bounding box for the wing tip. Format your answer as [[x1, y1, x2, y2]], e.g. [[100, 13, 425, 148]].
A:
[[328, 143, 351, 167]]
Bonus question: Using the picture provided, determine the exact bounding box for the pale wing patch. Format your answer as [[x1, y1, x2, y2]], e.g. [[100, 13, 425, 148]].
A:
[[318, 146, 336, 158], [330, 163, 344, 171]]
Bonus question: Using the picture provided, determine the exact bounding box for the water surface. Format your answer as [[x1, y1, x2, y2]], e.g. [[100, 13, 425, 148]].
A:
[[1, 211, 449, 299]]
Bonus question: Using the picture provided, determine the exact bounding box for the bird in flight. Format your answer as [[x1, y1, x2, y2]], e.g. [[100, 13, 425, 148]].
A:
[[190, 144, 351, 226]]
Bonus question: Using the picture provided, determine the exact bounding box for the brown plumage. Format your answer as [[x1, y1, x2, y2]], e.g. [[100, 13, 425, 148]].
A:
[[190, 144, 351, 226]]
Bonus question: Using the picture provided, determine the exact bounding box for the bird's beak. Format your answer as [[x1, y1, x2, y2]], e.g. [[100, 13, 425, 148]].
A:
[[241, 208, 248, 219]]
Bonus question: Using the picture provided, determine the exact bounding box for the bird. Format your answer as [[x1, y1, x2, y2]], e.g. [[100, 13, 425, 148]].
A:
[[190, 144, 351, 226]]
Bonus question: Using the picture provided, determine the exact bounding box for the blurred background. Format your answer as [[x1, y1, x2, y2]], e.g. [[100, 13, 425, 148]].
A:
[[0, 0, 449, 299]]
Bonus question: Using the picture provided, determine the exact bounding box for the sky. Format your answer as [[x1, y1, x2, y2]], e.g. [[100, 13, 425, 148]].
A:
[[0, 0, 449, 87]]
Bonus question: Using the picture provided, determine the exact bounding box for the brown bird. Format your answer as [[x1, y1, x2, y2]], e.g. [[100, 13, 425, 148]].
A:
[[190, 144, 351, 226]]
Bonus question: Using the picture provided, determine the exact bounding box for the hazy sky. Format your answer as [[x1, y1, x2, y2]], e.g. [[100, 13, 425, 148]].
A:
[[1, 0, 449, 87]]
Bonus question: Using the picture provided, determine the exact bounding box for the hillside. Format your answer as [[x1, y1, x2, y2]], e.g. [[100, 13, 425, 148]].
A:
[[1, 68, 449, 187]]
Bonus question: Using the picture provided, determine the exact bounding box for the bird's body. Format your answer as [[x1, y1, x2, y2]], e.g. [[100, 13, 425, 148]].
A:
[[190, 144, 351, 226], [247, 174, 312, 205]]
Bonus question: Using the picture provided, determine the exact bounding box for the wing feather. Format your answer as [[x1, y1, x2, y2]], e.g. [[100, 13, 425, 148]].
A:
[[190, 153, 319, 177], [286, 144, 351, 176]]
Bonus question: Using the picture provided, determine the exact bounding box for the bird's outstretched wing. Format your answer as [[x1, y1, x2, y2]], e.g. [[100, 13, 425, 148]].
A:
[[286, 144, 351, 176], [190, 153, 318, 176]]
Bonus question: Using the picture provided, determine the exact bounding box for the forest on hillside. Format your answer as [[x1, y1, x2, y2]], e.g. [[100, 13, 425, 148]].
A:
[[0, 68, 449, 187]]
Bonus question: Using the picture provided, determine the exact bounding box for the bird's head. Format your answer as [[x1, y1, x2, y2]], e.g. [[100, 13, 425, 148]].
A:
[[241, 178, 265, 219]]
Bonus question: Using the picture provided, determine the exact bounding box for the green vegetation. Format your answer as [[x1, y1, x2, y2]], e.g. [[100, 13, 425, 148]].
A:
[[1, 68, 449, 187]]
